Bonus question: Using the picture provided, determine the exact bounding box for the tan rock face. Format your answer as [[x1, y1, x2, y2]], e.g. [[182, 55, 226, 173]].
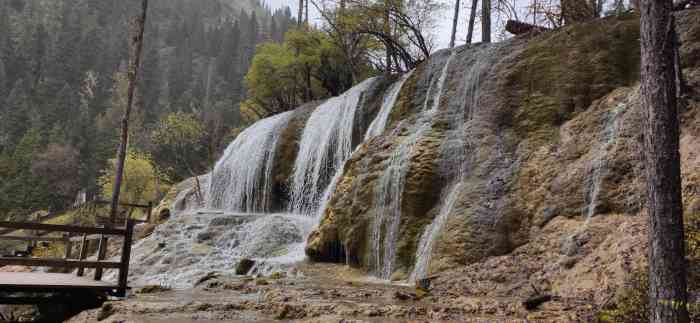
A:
[[306, 9, 700, 296]]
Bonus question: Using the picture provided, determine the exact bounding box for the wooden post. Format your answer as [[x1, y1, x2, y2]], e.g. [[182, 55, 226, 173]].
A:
[[93, 225, 107, 281], [147, 201, 153, 223], [117, 219, 135, 297], [64, 234, 72, 260], [77, 234, 89, 277]]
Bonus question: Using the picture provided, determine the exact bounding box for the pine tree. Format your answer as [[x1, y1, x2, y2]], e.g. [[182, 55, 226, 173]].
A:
[[3, 79, 31, 150]]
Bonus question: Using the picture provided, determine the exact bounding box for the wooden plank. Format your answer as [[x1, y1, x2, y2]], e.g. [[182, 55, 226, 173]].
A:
[[0, 236, 69, 243], [0, 222, 126, 235], [94, 199, 151, 209], [0, 272, 117, 290], [69, 234, 109, 242], [0, 257, 121, 269]]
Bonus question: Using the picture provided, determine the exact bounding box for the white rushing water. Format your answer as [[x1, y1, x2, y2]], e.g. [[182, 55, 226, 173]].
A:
[[289, 77, 377, 215], [372, 123, 430, 279], [419, 51, 456, 113], [410, 182, 463, 282], [370, 51, 459, 280], [409, 45, 495, 282], [206, 111, 294, 213], [127, 211, 316, 288], [365, 71, 414, 140]]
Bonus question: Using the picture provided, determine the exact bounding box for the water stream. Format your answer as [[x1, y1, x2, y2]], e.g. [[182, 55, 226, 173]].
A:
[[289, 78, 377, 215], [206, 111, 294, 213]]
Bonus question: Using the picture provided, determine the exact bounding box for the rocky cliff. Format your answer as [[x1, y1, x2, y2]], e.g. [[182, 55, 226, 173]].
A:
[[305, 9, 700, 301]]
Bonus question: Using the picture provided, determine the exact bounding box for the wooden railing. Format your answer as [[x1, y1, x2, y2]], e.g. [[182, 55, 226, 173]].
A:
[[0, 200, 152, 236], [0, 220, 136, 297]]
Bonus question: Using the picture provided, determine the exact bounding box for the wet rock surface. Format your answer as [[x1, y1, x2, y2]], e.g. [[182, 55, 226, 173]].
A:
[[67, 264, 583, 322]]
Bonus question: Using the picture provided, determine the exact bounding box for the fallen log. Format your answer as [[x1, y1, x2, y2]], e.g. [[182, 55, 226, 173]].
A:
[[505, 20, 551, 36]]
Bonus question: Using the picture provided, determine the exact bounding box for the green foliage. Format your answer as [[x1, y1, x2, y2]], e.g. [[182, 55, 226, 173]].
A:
[[99, 150, 166, 205], [243, 41, 298, 120], [242, 27, 370, 121], [151, 112, 207, 182], [598, 269, 649, 323]]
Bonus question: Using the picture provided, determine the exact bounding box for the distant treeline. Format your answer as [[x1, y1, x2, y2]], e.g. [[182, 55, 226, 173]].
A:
[[0, 0, 295, 220]]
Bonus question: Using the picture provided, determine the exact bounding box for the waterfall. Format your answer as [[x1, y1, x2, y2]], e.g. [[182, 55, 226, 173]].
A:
[[365, 71, 414, 140], [563, 94, 629, 256], [423, 51, 457, 114], [372, 124, 429, 279], [206, 111, 294, 213], [289, 77, 378, 215], [409, 45, 495, 282], [368, 51, 460, 280], [583, 101, 626, 224], [410, 182, 463, 282], [316, 72, 416, 224]]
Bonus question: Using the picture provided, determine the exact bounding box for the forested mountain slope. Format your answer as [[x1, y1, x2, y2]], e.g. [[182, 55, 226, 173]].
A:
[[0, 0, 295, 220]]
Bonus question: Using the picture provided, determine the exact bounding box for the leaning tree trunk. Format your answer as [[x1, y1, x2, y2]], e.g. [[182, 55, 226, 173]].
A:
[[466, 0, 478, 44], [97, 0, 149, 280], [449, 0, 461, 48], [640, 0, 690, 322], [482, 0, 491, 43], [109, 0, 149, 225]]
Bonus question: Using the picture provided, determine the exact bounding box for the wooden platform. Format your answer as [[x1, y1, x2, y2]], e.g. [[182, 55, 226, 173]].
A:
[[0, 272, 119, 292]]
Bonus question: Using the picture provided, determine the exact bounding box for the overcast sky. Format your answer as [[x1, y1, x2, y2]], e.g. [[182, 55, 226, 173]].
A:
[[262, 0, 487, 50]]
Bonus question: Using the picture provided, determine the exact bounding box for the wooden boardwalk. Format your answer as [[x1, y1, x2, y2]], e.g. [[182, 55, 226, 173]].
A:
[[0, 219, 137, 304], [0, 272, 118, 291]]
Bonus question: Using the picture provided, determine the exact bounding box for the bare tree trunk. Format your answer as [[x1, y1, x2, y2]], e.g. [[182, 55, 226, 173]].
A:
[[109, 0, 148, 225], [640, 0, 690, 322], [305, 0, 309, 24], [99, 0, 148, 280], [533, 0, 538, 25], [450, 0, 461, 48], [466, 0, 478, 44], [298, 0, 304, 26], [482, 0, 491, 43]]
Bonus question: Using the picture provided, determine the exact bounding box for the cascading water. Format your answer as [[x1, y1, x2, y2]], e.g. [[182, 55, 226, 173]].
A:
[[128, 77, 405, 287], [583, 102, 626, 224], [365, 71, 414, 140], [562, 92, 630, 255], [206, 111, 294, 213], [372, 124, 430, 279], [410, 182, 463, 282], [370, 51, 457, 280], [317, 72, 416, 221], [426, 51, 457, 114], [289, 77, 377, 215], [409, 45, 495, 282]]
